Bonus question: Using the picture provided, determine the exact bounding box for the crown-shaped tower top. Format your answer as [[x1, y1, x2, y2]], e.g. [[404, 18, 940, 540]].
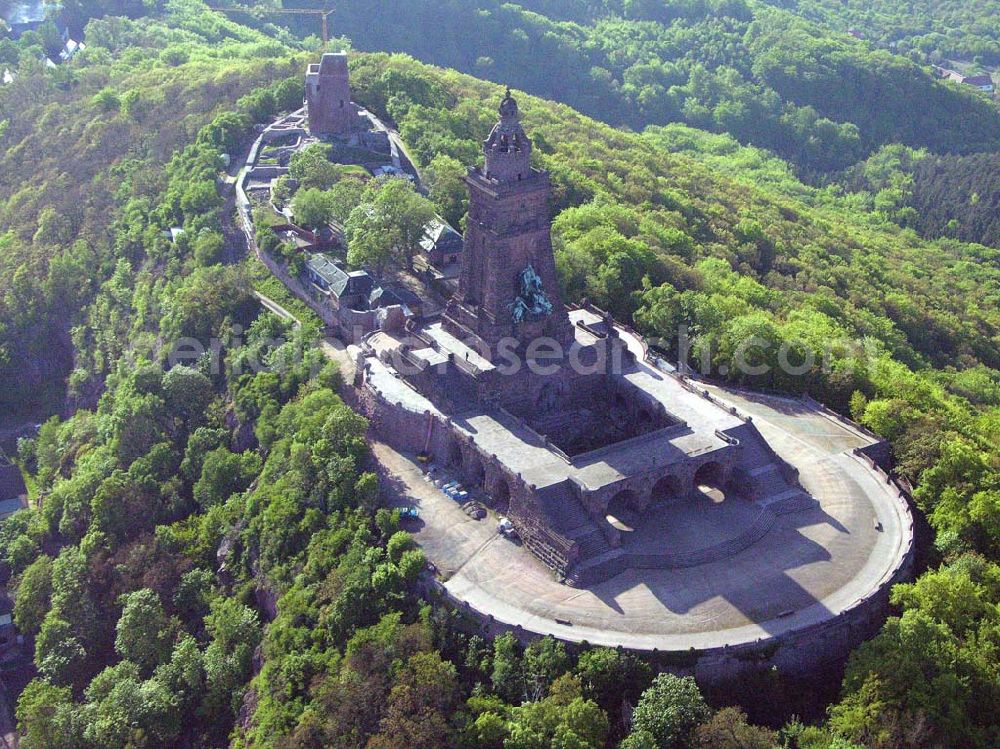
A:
[[483, 88, 532, 182]]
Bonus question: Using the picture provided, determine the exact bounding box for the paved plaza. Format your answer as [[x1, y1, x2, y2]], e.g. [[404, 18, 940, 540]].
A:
[[378, 386, 912, 650]]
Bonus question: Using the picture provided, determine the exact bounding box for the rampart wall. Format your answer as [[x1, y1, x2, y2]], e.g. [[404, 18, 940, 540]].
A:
[[400, 374, 917, 683], [424, 447, 915, 683]]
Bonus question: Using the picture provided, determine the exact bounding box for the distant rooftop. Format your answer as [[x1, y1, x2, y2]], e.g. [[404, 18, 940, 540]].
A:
[[306, 253, 373, 299], [962, 74, 994, 87], [0, 498, 26, 520], [420, 218, 463, 255], [369, 284, 420, 310]]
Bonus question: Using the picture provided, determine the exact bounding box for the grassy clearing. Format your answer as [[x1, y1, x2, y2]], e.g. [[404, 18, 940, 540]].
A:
[[245, 257, 325, 338]]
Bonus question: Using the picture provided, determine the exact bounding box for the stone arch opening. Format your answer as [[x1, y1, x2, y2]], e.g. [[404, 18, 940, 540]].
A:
[[694, 462, 726, 504], [651, 475, 684, 506], [464, 451, 486, 488], [491, 477, 511, 512], [447, 440, 464, 469], [694, 462, 725, 488], [606, 489, 640, 532]]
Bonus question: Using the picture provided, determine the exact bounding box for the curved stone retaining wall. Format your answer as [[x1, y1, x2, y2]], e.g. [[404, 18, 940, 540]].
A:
[[416, 423, 916, 685]]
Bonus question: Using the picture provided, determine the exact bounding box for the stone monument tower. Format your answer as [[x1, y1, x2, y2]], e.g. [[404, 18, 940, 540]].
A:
[[305, 52, 357, 135], [446, 88, 573, 354]]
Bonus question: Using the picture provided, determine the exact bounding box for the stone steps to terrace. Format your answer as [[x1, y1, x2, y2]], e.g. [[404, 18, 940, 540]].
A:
[[758, 488, 817, 515], [523, 537, 569, 576], [575, 527, 613, 559], [749, 464, 794, 498], [509, 506, 575, 579], [725, 423, 814, 512], [537, 482, 593, 536]]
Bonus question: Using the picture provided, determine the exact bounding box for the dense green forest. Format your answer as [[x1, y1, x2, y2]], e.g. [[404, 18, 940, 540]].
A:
[[2, 0, 1000, 748], [759, 0, 1000, 67], [249, 0, 1000, 176], [229, 0, 1000, 249], [840, 145, 1000, 249]]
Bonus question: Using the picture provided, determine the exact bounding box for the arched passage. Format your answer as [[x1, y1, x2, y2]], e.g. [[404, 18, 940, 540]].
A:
[[694, 462, 725, 489], [606, 489, 641, 532], [464, 451, 485, 488], [490, 476, 511, 512], [694, 462, 727, 504]]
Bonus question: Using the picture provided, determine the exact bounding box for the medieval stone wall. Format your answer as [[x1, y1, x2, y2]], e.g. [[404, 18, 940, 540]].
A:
[[424, 459, 915, 684]]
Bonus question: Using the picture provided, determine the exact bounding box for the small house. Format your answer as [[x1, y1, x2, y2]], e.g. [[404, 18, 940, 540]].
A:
[[305, 253, 374, 310], [420, 218, 464, 268], [941, 69, 995, 93], [962, 74, 995, 93], [58, 38, 85, 62]]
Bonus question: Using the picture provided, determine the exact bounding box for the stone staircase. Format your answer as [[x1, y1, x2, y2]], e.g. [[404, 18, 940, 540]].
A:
[[537, 481, 597, 537], [512, 514, 573, 577], [574, 527, 613, 559], [532, 481, 618, 584], [565, 548, 623, 587], [748, 464, 793, 498], [723, 422, 816, 514], [758, 488, 816, 515]]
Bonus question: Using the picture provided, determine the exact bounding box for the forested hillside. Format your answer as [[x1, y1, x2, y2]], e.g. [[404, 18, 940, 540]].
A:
[[228, 0, 1000, 249], [258, 0, 1000, 175], [2, 1, 1000, 748], [760, 0, 1000, 66], [0, 0, 309, 414], [841, 145, 1000, 249]]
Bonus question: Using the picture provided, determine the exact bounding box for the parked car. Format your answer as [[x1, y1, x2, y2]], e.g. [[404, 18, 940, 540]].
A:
[[462, 501, 486, 519], [498, 517, 517, 539], [400, 507, 419, 520]]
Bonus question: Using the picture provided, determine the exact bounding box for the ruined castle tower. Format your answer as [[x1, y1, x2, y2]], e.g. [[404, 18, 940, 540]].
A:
[[305, 52, 358, 135], [446, 89, 573, 354]]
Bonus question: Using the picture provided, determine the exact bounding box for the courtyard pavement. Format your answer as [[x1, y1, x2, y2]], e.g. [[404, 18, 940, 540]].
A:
[[375, 385, 912, 650]]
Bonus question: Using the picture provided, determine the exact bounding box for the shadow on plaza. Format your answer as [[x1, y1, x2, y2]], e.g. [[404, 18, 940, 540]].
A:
[[381, 448, 851, 637], [586, 496, 849, 636]]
